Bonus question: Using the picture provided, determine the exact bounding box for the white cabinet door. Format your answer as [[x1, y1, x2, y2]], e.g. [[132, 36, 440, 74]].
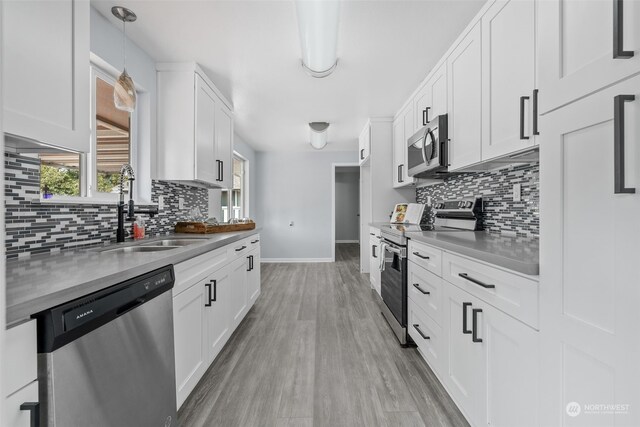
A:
[[5, 381, 39, 427], [206, 265, 231, 364], [173, 279, 209, 407], [369, 234, 381, 296], [481, 0, 536, 160], [443, 283, 485, 425], [414, 63, 448, 132], [247, 247, 261, 306], [448, 22, 483, 171], [195, 75, 217, 184], [538, 0, 640, 113], [215, 101, 233, 188], [229, 255, 249, 330], [539, 75, 640, 427], [393, 104, 416, 187], [358, 123, 370, 165], [3, 0, 89, 152]]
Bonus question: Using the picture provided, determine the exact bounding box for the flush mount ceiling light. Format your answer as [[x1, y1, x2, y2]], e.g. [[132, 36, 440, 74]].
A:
[[112, 6, 137, 112], [295, 0, 341, 78], [309, 122, 330, 149]]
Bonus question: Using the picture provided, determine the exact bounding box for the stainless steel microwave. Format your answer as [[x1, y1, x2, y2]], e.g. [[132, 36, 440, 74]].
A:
[[407, 114, 449, 179]]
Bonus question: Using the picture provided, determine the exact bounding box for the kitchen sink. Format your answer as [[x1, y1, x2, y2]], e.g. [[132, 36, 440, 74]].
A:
[[99, 245, 180, 254], [141, 239, 206, 247]]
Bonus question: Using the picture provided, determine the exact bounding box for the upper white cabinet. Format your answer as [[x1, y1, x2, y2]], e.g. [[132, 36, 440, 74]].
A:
[[414, 63, 448, 133], [447, 22, 483, 171], [392, 103, 416, 187], [538, 0, 640, 114], [481, 0, 537, 160], [3, 0, 90, 152], [157, 63, 234, 187], [358, 122, 371, 165]]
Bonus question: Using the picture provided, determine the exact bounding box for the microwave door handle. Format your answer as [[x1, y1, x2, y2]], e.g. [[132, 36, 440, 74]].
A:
[[422, 128, 434, 165]]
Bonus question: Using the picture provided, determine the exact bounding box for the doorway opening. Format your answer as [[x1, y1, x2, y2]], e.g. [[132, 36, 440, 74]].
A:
[[331, 163, 360, 263]]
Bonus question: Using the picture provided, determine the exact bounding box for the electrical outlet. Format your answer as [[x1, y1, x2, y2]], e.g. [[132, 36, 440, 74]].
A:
[[289, 221, 294, 227], [178, 197, 185, 210], [158, 195, 165, 210], [513, 183, 521, 202]]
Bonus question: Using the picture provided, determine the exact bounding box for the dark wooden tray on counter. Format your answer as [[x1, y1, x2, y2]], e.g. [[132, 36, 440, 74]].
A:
[[175, 221, 256, 234]]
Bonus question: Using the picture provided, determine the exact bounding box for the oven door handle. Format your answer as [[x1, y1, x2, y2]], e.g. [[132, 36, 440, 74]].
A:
[[385, 245, 402, 255], [422, 127, 435, 165]]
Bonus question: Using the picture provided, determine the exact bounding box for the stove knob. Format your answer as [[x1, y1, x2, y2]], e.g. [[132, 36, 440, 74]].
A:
[[458, 201, 463, 208], [466, 201, 473, 208]]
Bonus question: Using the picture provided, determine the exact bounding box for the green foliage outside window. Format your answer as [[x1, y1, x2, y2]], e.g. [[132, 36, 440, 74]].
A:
[[40, 164, 80, 196]]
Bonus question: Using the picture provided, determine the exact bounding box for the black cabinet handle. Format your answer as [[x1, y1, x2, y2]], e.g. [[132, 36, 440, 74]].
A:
[[360, 148, 365, 160], [423, 107, 431, 126], [614, 95, 636, 194], [520, 96, 530, 140], [251, 239, 260, 244], [235, 245, 247, 252], [614, 0, 634, 58], [212, 279, 217, 302], [459, 273, 495, 289], [462, 302, 472, 334], [251, 255, 255, 270], [413, 324, 430, 340], [20, 402, 40, 427], [532, 89, 539, 136], [220, 160, 224, 182], [413, 283, 430, 295], [247, 255, 252, 271], [205, 281, 213, 306], [412, 251, 430, 260], [472, 308, 483, 343], [397, 164, 404, 183], [372, 245, 377, 258], [370, 233, 375, 236]]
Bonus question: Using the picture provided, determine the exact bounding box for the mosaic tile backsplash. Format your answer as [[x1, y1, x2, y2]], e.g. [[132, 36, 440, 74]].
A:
[[416, 163, 539, 237], [5, 151, 208, 258]]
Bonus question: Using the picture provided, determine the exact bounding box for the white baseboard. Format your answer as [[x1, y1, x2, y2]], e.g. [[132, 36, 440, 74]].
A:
[[335, 240, 359, 244], [261, 258, 333, 263]]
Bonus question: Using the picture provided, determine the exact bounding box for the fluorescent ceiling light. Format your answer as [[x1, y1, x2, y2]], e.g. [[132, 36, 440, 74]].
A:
[[295, 0, 341, 78], [309, 122, 329, 149]]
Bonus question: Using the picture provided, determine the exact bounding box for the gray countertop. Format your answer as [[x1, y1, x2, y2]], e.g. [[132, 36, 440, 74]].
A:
[[405, 231, 539, 276], [6, 229, 260, 328]]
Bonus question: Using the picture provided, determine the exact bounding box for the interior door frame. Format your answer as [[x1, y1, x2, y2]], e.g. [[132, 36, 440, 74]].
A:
[[331, 162, 361, 262]]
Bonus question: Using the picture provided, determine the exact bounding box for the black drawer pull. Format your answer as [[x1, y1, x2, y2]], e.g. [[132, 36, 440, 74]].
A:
[[20, 402, 40, 427], [372, 245, 377, 258], [235, 245, 247, 252], [370, 233, 375, 236], [413, 324, 430, 340], [423, 107, 431, 126], [614, 0, 634, 58], [360, 148, 365, 160], [247, 256, 252, 271], [412, 251, 430, 260], [462, 302, 472, 334], [520, 96, 530, 140], [251, 239, 260, 244], [472, 308, 482, 343], [614, 94, 636, 194], [412, 283, 430, 295], [458, 273, 495, 289], [532, 89, 539, 136]]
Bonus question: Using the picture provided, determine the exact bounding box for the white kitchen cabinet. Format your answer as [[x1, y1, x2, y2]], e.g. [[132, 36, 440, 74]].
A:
[[5, 381, 39, 427], [358, 122, 371, 165], [447, 22, 483, 171], [538, 0, 640, 114], [157, 63, 234, 187], [206, 265, 231, 365], [481, 0, 537, 160], [3, 0, 90, 152], [444, 283, 538, 427], [215, 101, 234, 188], [229, 255, 250, 330], [539, 75, 640, 427], [414, 63, 448, 133], [408, 261, 444, 326], [4, 320, 39, 427], [369, 231, 381, 296], [392, 104, 416, 187], [173, 276, 209, 406], [247, 246, 261, 305]]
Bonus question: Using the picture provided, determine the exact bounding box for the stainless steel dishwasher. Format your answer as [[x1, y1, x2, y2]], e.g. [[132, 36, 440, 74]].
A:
[[34, 265, 177, 427]]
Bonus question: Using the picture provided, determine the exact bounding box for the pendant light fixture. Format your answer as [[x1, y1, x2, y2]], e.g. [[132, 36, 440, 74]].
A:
[[295, 0, 341, 78], [111, 6, 137, 112], [309, 122, 330, 149]]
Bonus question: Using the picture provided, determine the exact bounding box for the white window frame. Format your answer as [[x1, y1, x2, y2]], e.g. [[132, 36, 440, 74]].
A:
[[221, 152, 249, 221]]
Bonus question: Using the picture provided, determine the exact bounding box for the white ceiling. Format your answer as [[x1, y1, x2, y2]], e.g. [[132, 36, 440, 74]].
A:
[[91, 0, 484, 152]]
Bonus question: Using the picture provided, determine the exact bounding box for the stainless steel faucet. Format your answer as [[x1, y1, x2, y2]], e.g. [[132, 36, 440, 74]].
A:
[[116, 164, 159, 242]]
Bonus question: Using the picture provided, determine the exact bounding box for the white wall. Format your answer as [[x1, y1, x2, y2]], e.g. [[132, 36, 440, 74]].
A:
[[335, 169, 359, 242], [255, 150, 358, 261], [90, 6, 157, 202]]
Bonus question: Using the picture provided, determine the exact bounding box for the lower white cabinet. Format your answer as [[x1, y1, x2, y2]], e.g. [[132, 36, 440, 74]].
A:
[[369, 231, 381, 296], [4, 320, 39, 427], [5, 381, 39, 427], [443, 280, 538, 427], [173, 234, 261, 408]]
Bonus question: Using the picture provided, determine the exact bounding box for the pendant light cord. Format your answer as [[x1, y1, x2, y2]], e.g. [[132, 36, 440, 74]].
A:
[[122, 19, 127, 71]]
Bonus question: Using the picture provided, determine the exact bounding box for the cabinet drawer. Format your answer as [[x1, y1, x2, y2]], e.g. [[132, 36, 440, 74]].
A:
[[442, 252, 539, 329], [248, 234, 261, 249], [173, 246, 228, 296], [5, 320, 37, 397], [408, 262, 444, 326], [408, 298, 444, 373], [227, 237, 252, 260], [408, 240, 443, 277], [5, 380, 38, 427]]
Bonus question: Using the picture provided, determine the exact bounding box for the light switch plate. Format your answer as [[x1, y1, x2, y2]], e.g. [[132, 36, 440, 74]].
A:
[[513, 183, 521, 202]]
